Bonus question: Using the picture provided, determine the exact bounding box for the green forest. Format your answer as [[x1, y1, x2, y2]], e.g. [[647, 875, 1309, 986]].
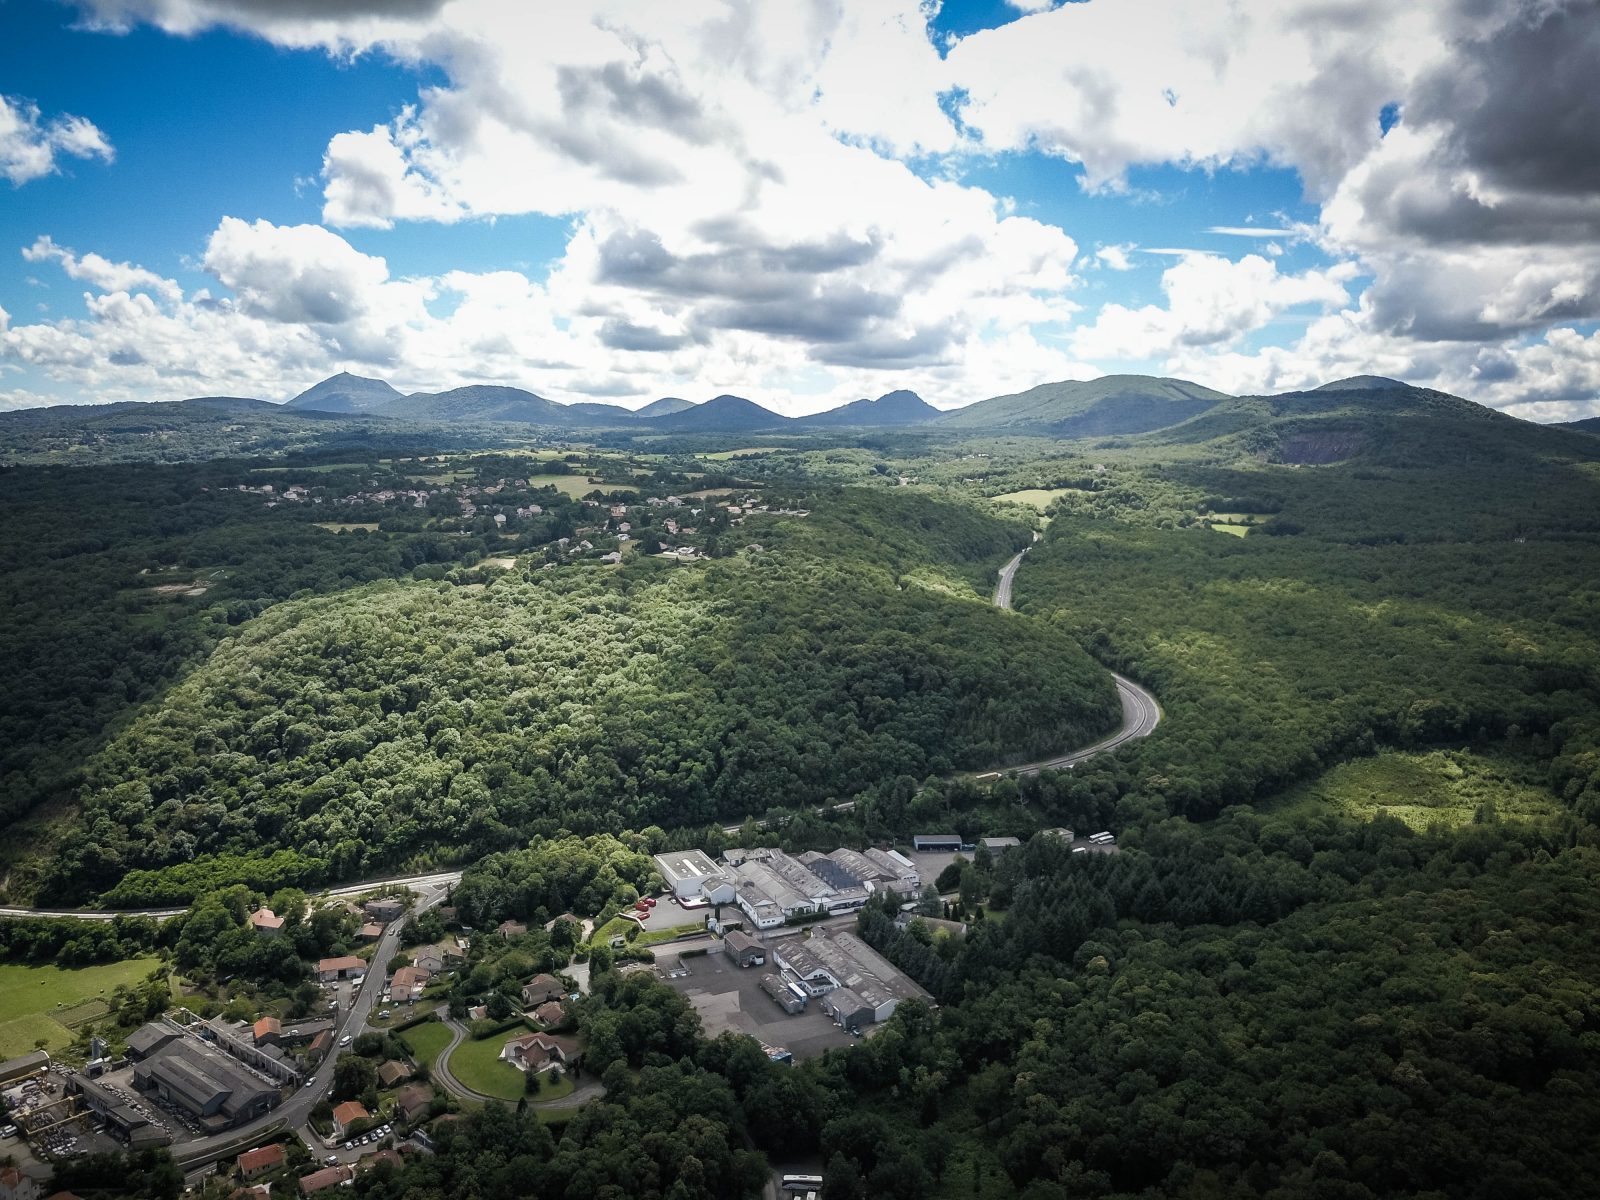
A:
[[4, 386, 1600, 1199]]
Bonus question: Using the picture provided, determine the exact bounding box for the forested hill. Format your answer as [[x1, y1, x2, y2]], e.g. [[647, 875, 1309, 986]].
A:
[[47, 490, 1119, 903]]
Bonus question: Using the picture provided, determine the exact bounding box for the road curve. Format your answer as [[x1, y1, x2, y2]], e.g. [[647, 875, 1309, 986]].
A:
[[987, 545, 1161, 777]]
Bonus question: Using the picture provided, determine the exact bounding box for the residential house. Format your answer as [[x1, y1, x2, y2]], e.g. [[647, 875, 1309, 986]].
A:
[[332, 1100, 370, 1139], [363, 898, 404, 923], [389, 965, 429, 1003], [357, 922, 386, 942], [520, 974, 565, 1007], [249, 908, 284, 937], [0, 1167, 40, 1200], [298, 1165, 352, 1197], [316, 956, 367, 982], [498, 1032, 578, 1074], [237, 1144, 285, 1179], [251, 1017, 281, 1047], [533, 1000, 566, 1028], [376, 1060, 411, 1088], [495, 919, 526, 939], [395, 1084, 433, 1125]]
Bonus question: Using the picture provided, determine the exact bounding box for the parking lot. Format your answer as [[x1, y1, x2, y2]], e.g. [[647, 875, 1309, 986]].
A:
[[653, 945, 857, 1061]]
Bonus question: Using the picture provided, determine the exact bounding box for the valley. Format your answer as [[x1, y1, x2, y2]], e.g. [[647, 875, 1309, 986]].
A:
[[1, 374, 1598, 1200]]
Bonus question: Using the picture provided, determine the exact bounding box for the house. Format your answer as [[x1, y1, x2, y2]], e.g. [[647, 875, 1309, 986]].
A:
[[249, 908, 284, 937], [496, 919, 527, 939], [332, 1100, 370, 1138], [363, 897, 404, 922], [298, 1165, 353, 1196], [395, 1084, 433, 1125], [912, 834, 962, 852], [533, 1000, 566, 1028], [498, 1032, 578, 1073], [237, 1144, 285, 1178], [0, 1167, 39, 1200], [723, 929, 766, 967], [316, 956, 367, 982], [357, 922, 386, 942], [389, 965, 429, 1003], [252, 1017, 281, 1047], [543, 912, 580, 932], [600, 551, 622, 564], [520, 974, 565, 1007], [467, 1005, 488, 1022], [376, 1060, 411, 1088], [306, 1030, 333, 1061]]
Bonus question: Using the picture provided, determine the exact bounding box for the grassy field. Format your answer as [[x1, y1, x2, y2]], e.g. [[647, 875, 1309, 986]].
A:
[[451, 1032, 532, 1101], [1266, 749, 1565, 830], [400, 1019, 453, 1070], [531, 475, 630, 499], [0, 956, 161, 1055], [992, 487, 1078, 510], [313, 522, 381, 533], [0, 1013, 74, 1058], [1207, 522, 1251, 537]]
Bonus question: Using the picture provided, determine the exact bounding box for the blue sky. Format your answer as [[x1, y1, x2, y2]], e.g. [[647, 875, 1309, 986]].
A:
[[1, 0, 1596, 418]]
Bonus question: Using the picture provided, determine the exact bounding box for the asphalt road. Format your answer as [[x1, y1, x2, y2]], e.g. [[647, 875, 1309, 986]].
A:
[[986, 545, 1162, 776]]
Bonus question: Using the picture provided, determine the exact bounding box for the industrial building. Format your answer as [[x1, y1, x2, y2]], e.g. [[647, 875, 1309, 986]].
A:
[[723, 929, 766, 967], [132, 1037, 279, 1131], [760, 973, 807, 1014], [912, 834, 962, 852], [652, 849, 730, 900], [204, 1018, 302, 1085], [772, 931, 930, 1024]]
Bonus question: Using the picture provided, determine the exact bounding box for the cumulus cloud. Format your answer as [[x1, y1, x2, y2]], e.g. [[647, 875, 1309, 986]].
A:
[[1072, 254, 1356, 360], [23, 235, 182, 303], [0, 95, 113, 186], [7, 0, 1600, 418]]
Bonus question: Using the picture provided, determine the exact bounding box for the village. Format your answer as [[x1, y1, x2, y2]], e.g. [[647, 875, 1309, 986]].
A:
[[0, 828, 1107, 1199]]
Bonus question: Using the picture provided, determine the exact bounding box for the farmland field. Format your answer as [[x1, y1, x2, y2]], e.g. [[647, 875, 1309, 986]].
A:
[[0, 957, 160, 1055], [992, 487, 1079, 509]]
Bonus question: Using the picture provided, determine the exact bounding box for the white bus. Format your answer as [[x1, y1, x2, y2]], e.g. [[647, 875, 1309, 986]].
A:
[[1089, 831, 1116, 844], [781, 1175, 824, 1193]]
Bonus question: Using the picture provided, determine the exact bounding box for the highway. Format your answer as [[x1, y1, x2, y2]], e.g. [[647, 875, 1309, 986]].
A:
[[987, 545, 1162, 776]]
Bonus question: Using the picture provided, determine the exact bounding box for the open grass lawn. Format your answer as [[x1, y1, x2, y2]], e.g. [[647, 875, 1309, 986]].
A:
[[1267, 748, 1565, 831], [0, 956, 160, 1023], [1207, 522, 1251, 537], [400, 1020, 453, 1071], [527, 1071, 575, 1105], [0, 956, 160, 1055], [450, 1033, 531, 1101], [992, 487, 1080, 510], [0, 1013, 74, 1058]]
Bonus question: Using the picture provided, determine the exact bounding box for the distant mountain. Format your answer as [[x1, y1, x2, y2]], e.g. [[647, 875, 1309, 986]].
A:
[[937, 375, 1230, 435], [1150, 378, 1600, 467], [382, 385, 576, 424], [645, 394, 791, 433], [634, 396, 696, 419], [1560, 416, 1600, 435], [562, 401, 641, 423], [285, 372, 403, 414], [1311, 375, 1411, 392], [799, 389, 940, 428], [178, 396, 280, 413]]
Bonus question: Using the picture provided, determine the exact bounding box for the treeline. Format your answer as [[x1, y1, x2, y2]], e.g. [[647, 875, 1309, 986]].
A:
[[448, 834, 660, 928], [824, 815, 1600, 1198]]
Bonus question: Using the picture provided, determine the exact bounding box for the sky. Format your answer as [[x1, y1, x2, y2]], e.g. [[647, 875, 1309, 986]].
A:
[[1, 0, 1598, 419]]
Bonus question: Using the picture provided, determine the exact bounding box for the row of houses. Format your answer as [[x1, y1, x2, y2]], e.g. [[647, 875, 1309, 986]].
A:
[[652, 845, 921, 930]]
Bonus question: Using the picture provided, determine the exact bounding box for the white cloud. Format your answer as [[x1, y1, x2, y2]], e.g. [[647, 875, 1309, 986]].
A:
[[23, 235, 182, 303], [1071, 253, 1355, 360], [0, 94, 114, 186], [6, 0, 1599, 419]]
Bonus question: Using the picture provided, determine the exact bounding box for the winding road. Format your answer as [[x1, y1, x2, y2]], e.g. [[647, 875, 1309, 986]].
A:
[[986, 545, 1161, 776]]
